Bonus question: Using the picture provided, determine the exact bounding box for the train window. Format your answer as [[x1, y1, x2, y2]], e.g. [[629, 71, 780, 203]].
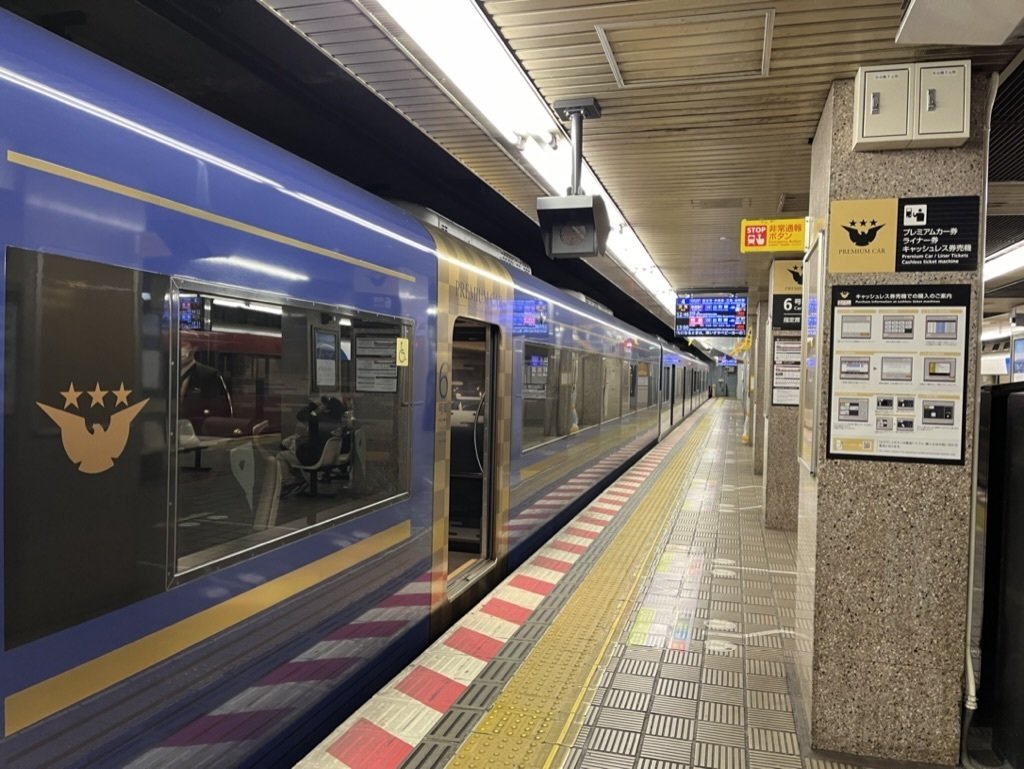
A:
[[577, 353, 603, 429], [172, 285, 412, 577], [4, 248, 170, 648], [603, 357, 622, 422]]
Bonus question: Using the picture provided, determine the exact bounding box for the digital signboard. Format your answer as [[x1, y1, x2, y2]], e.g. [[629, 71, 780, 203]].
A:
[[513, 299, 550, 337], [675, 294, 747, 337]]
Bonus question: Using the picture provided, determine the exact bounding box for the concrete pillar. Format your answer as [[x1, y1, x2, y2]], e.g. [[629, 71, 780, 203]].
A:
[[762, 262, 802, 530], [795, 74, 991, 765], [753, 300, 768, 475]]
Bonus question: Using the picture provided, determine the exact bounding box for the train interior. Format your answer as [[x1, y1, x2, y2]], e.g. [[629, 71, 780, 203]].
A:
[[447, 319, 497, 587], [173, 286, 412, 577]]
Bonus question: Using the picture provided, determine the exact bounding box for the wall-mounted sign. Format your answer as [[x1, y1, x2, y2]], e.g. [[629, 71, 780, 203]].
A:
[[772, 339, 801, 406], [829, 196, 979, 273], [717, 355, 738, 367], [741, 218, 806, 253], [826, 284, 970, 464], [770, 260, 803, 330], [675, 293, 748, 337]]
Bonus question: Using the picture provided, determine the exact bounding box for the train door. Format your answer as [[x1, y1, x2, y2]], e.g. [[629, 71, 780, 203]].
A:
[[669, 364, 677, 424], [447, 319, 498, 593]]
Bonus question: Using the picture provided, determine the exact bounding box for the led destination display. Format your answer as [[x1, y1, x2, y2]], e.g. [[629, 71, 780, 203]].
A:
[[675, 293, 747, 337]]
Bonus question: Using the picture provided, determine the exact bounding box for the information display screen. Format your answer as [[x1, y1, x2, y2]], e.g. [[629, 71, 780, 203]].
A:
[[179, 294, 205, 330], [675, 294, 747, 337], [512, 299, 549, 337]]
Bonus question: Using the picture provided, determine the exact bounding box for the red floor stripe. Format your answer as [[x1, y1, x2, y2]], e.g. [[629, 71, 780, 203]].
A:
[[509, 574, 555, 596], [550, 540, 587, 555], [396, 666, 466, 712], [533, 555, 573, 573], [577, 515, 609, 527], [591, 504, 621, 515], [328, 718, 413, 769], [379, 592, 431, 607], [257, 657, 358, 685], [444, 626, 504, 661], [329, 619, 408, 640], [564, 526, 599, 540], [163, 709, 289, 746], [481, 596, 533, 625]]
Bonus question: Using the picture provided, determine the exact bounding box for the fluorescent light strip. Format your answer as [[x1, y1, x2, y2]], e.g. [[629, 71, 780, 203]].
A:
[[204, 256, 309, 282], [0, 66, 435, 256], [984, 239, 1024, 283], [374, 0, 676, 314]]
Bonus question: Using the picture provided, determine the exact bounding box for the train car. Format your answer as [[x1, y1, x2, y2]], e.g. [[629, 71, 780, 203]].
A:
[[0, 11, 707, 768]]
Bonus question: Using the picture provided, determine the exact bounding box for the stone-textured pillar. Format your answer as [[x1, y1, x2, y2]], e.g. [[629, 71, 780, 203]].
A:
[[753, 300, 768, 475], [795, 74, 990, 765], [762, 262, 801, 530]]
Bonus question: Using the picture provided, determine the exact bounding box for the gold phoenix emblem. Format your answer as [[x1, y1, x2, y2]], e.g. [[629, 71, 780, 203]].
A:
[[36, 381, 150, 474]]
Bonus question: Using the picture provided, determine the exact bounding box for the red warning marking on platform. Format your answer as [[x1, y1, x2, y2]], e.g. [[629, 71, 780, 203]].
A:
[[532, 499, 564, 508], [329, 619, 409, 640], [510, 574, 555, 596], [565, 526, 599, 540], [481, 596, 533, 625], [550, 540, 587, 555], [591, 504, 620, 515], [379, 591, 431, 607], [533, 555, 573, 573], [396, 666, 467, 712], [258, 656, 358, 685], [578, 514, 610, 527], [444, 627, 504, 661], [162, 709, 289, 746], [328, 718, 413, 769]]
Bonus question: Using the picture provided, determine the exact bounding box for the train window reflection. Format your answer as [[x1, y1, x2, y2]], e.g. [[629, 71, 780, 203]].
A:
[[173, 288, 411, 576]]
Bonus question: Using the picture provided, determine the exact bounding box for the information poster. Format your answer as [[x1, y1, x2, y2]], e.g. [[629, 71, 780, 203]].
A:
[[356, 335, 399, 392], [772, 339, 801, 406], [827, 284, 970, 463], [313, 328, 338, 389]]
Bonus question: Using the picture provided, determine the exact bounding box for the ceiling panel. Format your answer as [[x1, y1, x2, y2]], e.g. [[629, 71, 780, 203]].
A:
[[264, 0, 1022, 322]]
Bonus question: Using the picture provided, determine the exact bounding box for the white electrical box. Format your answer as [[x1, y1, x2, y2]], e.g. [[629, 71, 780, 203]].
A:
[[852, 60, 970, 151], [914, 61, 970, 147], [853, 65, 913, 150]]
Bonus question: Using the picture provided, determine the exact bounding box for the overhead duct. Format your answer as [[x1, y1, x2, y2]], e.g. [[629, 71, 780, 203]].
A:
[[896, 0, 1024, 45]]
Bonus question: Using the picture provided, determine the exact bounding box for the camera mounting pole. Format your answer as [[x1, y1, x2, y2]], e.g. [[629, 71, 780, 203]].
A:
[[536, 97, 608, 259], [553, 97, 601, 195]]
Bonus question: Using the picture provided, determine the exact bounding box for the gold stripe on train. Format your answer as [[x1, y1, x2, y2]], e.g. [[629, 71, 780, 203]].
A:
[[5, 520, 411, 736], [6, 151, 416, 283]]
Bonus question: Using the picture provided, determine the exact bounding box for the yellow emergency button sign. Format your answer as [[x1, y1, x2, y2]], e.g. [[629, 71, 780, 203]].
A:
[[740, 218, 806, 253], [396, 337, 409, 367]]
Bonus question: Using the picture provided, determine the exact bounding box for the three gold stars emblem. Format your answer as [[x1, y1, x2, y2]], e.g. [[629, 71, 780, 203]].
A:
[[59, 381, 133, 409], [38, 381, 149, 474]]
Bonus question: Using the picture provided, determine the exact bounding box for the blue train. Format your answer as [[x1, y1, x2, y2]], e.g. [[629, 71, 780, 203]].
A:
[[0, 11, 709, 768]]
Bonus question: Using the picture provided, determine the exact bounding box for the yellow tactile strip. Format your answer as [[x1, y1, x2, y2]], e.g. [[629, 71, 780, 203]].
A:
[[447, 404, 719, 769]]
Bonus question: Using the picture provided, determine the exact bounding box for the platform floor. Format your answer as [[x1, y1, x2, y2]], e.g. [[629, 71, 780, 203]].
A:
[[297, 401, 879, 769]]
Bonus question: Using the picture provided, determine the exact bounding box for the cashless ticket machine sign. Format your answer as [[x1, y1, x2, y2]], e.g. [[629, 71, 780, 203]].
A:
[[829, 196, 979, 272]]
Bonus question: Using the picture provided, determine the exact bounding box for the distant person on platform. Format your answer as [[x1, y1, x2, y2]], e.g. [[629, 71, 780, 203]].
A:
[[180, 340, 233, 426]]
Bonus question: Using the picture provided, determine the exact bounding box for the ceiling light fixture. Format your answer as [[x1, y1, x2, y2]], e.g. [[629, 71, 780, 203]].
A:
[[374, 0, 677, 314], [984, 239, 1024, 283]]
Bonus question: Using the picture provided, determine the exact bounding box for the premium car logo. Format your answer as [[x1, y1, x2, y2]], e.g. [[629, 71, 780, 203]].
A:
[[37, 381, 149, 474], [786, 266, 803, 286], [841, 219, 885, 247]]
